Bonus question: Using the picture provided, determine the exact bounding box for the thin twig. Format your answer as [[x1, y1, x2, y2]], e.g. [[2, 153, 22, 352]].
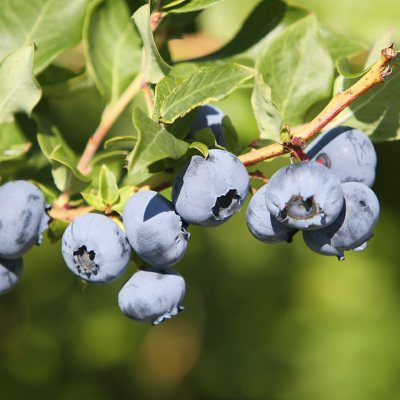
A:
[[58, 47, 397, 221], [77, 74, 143, 175], [238, 46, 397, 166]]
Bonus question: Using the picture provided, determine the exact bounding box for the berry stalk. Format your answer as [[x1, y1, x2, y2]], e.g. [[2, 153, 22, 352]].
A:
[[77, 73, 143, 175], [238, 45, 397, 166]]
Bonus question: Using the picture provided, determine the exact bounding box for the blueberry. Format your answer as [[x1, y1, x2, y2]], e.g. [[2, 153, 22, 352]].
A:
[[118, 267, 185, 325], [187, 105, 225, 146], [303, 182, 380, 260], [265, 161, 344, 230], [0, 181, 50, 259], [246, 184, 296, 243], [62, 213, 131, 283], [0, 257, 23, 295], [172, 149, 249, 227], [123, 190, 189, 267], [306, 126, 377, 187]]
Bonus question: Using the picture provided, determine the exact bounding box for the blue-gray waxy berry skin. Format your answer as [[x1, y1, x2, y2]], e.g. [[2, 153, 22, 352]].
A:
[[0, 257, 23, 295], [0, 181, 50, 259], [246, 184, 296, 243], [187, 105, 225, 146], [265, 161, 344, 230], [123, 191, 189, 267], [172, 149, 249, 227], [306, 126, 377, 187], [118, 267, 185, 325], [62, 213, 131, 283], [303, 182, 380, 260]]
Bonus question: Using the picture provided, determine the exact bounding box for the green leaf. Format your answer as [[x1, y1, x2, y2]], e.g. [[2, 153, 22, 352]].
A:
[[0, 46, 41, 123], [320, 27, 367, 61], [0, 143, 32, 162], [160, 63, 256, 123], [0, 120, 33, 162], [111, 186, 137, 215], [127, 108, 188, 174], [81, 191, 106, 211], [47, 219, 69, 243], [257, 15, 334, 126], [91, 150, 128, 166], [251, 74, 281, 142], [188, 142, 209, 158], [365, 30, 394, 69], [36, 118, 90, 193], [0, 0, 89, 73], [192, 128, 218, 147], [99, 164, 119, 205], [221, 116, 241, 154], [192, 1, 304, 61], [162, 0, 222, 13], [89, 150, 127, 188], [160, 0, 187, 10], [336, 57, 372, 79], [104, 136, 137, 149], [168, 110, 197, 140], [329, 56, 400, 142], [83, 0, 142, 103], [132, 5, 171, 83], [153, 76, 185, 120]]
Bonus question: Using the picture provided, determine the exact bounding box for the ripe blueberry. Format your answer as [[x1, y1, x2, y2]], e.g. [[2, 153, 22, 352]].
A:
[[306, 126, 377, 187], [265, 161, 344, 230], [62, 213, 131, 283], [123, 190, 189, 267], [246, 184, 296, 243], [118, 267, 185, 325], [0, 180, 50, 259], [187, 104, 226, 146], [172, 149, 249, 227], [303, 182, 380, 260]]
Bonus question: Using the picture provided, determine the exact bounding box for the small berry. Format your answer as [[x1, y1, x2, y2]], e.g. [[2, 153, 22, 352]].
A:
[[118, 267, 185, 325], [173, 149, 249, 227], [123, 190, 189, 267], [265, 161, 344, 230], [306, 126, 377, 187], [246, 184, 296, 243], [0, 181, 50, 259], [303, 182, 380, 260], [62, 213, 131, 283]]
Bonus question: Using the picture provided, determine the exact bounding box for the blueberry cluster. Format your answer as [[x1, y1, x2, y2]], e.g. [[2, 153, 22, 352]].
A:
[[61, 143, 249, 324], [0, 114, 380, 327], [247, 126, 379, 261], [63, 106, 250, 325], [0, 181, 50, 294]]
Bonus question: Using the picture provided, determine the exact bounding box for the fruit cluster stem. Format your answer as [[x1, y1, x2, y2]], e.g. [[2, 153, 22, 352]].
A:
[[76, 7, 164, 176], [62, 47, 396, 222], [238, 46, 397, 166], [77, 74, 143, 175]]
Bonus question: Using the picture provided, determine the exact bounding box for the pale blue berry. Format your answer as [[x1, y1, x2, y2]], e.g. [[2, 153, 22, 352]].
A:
[[265, 161, 344, 230], [118, 267, 185, 325], [0, 181, 50, 259], [123, 190, 189, 267], [62, 213, 131, 283], [303, 182, 380, 260], [173, 149, 249, 227]]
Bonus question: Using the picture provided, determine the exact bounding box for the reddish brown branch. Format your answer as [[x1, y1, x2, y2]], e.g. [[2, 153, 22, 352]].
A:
[[239, 46, 397, 166]]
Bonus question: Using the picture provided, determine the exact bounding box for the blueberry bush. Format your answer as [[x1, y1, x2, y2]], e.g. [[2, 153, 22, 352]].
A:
[[1, 0, 400, 398]]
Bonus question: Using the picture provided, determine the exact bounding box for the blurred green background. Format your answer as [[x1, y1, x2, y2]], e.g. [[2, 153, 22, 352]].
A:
[[1, 1, 400, 399]]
